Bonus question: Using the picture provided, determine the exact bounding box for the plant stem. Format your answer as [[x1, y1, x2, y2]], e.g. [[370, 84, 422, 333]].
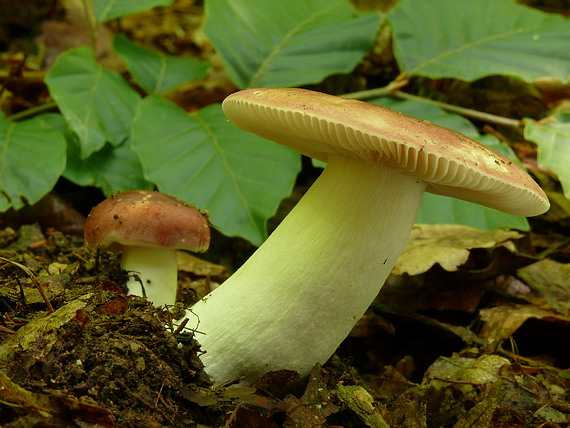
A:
[[0, 256, 54, 313], [0, 70, 45, 81], [343, 86, 522, 129], [8, 102, 58, 122]]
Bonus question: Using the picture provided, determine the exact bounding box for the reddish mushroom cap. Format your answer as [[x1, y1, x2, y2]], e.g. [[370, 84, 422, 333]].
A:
[[84, 190, 210, 252]]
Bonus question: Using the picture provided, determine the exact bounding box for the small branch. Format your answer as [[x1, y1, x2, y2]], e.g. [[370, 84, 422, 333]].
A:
[[80, 0, 98, 49], [0, 325, 16, 334], [0, 56, 27, 99], [8, 102, 58, 122], [342, 80, 409, 100], [393, 90, 522, 128], [172, 317, 190, 335], [343, 84, 522, 129], [0, 70, 45, 82], [0, 256, 55, 313]]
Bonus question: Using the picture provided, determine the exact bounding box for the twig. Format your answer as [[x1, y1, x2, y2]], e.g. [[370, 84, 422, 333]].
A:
[[0, 55, 27, 99], [172, 317, 190, 335], [7, 102, 58, 122], [0, 256, 55, 313], [393, 90, 522, 128], [343, 84, 522, 129], [0, 325, 16, 334], [0, 70, 45, 81], [341, 80, 409, 100], [80, 0, 98, 49]]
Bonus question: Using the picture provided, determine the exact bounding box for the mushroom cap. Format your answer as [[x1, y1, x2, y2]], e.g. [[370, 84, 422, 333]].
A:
[[84, 190, 210, 252], [222, 88, 549, 217]]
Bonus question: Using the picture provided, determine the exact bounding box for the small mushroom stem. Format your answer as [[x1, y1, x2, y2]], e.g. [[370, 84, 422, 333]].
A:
[[121, 246, 178, 307], [188, 155, 427, 385]]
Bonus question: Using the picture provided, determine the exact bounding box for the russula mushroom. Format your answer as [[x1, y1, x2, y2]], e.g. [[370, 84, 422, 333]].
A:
[[84, 190, 210, 307], [188, 88, 549, 385]]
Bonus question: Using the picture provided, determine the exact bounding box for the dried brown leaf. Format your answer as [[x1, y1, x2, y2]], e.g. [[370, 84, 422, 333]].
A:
[[282, 365, 339, 428], [333, 383, 391, 427], [517, 258, 570, 316], [0, 294, 91, 364], [478, 303, 570, 344], [0, 370, 115, 426], [425, 354, 510, 388], [392, 225, 522, 276]]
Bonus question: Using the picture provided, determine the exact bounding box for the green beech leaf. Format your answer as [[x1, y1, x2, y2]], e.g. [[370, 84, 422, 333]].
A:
[[368, 98, 530, 230], [389, 0, 570, 82], [0, 113, 66, 211], [92, 0, 174, 22], [524, 114, 570, 198], [131, 95, 301, 245], [40, 113, 152, 195], [45, 46, 141, 159], [416, 193, 529, 231], [204, 0, 380, 88], [113, 34, 210, 94], [64, 141, 153, 196]]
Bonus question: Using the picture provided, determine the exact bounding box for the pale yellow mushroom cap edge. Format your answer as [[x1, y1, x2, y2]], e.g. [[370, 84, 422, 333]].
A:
[[222, 88, 549, 217]]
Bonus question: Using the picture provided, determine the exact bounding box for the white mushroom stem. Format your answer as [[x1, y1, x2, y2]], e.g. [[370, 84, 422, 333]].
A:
[[122, 246, 178, 307], [188, 155, 427, 385]]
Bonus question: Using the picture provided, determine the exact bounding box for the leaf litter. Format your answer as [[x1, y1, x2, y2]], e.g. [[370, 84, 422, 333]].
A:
[[0, 220, 568, 427]]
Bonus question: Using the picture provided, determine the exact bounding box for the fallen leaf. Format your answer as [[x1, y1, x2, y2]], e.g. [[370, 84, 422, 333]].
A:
[[251, 369, 300, 399], [421, 281, 485, 313], [37, 0, 120, 69], [0, 194, 86, 236], [484, 274, 532, 297], [391, 395, 427, 427], [282, 365, 339, 428], [0, 370, 115, 426], [478, 303, 570, 344], [0, 294, 92, 364], [333, 383, 390, 427], [22, 274, 68, 304], [227, 405, 281, 428], [425, 354, 511, 388], [452, 393, 501, 428], [177, 251, 228, 278], [517, 258, 570, 316], [392, 225, 523, 276], [97, 297, 129, 315], [372, 362, 416, 399]]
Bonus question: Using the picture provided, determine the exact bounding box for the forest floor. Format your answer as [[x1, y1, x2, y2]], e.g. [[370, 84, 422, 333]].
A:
[[0, 221, 568, 427]]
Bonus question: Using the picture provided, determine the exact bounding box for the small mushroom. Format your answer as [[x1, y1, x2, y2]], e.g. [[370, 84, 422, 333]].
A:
[[188, 88, 550, 385], [84, 190, 210, 307]]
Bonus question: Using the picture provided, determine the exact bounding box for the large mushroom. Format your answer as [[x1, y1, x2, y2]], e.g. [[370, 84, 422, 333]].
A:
[[84, 190, 210, 307], [188, 88, 549, 385]]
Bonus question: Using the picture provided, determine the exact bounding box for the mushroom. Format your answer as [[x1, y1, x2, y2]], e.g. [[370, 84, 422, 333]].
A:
[[84, 190, 210, 307], [187, 88, 549, 385]]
